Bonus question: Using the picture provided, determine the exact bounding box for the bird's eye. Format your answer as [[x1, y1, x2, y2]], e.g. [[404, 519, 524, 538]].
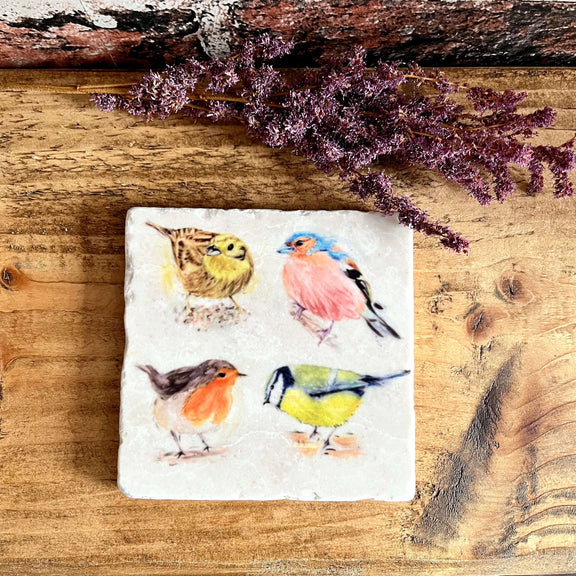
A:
[[295, 240, 304, 247], [227, 243, 234, 251], [217, 372, 227, 378]]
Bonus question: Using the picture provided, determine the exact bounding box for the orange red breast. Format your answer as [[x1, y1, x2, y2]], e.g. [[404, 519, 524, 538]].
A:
[[183, 376, 236, 426]]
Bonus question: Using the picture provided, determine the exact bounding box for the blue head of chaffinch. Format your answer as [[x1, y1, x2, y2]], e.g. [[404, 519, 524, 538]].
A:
[[277, 232, 348, 260]]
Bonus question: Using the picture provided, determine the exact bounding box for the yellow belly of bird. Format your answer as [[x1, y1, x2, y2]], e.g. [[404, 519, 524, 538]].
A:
[[203, 257, 252, 296], [179, 262, 251, 299], [280, 388, 362, 428]]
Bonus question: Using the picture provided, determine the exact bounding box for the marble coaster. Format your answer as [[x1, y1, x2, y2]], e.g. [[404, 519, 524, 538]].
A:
[[119, 207, 414, 501]]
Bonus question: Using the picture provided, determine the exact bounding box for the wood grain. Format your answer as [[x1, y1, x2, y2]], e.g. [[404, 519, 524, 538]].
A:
[[1, 68, 576, 575]]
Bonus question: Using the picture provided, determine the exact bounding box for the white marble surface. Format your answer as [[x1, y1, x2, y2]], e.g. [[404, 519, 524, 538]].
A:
[[119, 207, 414, 501]]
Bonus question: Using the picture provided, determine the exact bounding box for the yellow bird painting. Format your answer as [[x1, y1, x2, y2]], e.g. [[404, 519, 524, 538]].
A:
[[147, 222, 255, 311]]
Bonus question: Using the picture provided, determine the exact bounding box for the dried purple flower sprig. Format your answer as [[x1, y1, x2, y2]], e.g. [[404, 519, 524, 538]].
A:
[[92, 35, 575, 253]]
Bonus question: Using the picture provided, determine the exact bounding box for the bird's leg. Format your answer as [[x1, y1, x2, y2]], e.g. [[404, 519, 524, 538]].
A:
[[317, 321, 335, 345], [229, 295, 244, 313], [309, 426, 320, 440], [292, 301, 306, 320], [171, 431, 186, 458], [322, 427, 338, 451], [198, 433, 210, 452]]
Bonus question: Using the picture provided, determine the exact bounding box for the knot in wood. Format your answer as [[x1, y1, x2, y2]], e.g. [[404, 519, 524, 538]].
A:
[[0, 266, 26, 291], [496, 271, 533, 305], [465, 305, 508, 344], [467, 307, 490, 339]]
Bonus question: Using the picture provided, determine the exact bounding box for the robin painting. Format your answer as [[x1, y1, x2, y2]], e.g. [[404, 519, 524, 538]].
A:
[[138, 360, 246, 457], [147, 222, 254, 310]]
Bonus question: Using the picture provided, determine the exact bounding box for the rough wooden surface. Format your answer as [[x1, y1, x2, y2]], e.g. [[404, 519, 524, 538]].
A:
[[1, 68, 576, 575]]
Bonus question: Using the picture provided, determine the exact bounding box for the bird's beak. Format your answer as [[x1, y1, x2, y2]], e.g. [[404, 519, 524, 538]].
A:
[[206, 245, 221, 256], [277, 245, 292, 254], [232, 246, 246, 260], [236, 372, 248, 377]]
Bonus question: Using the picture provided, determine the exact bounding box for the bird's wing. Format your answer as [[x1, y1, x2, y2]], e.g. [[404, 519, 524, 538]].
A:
[[161, 366, 212, 396], [339, 257, 374, 305], [173, 229, 216, 272], [333, 249, 402, 339], [293, 366, 366, 396], [324, 243, 377, 305], [338, 256, 394, 318], [308, 369, 409, 397]]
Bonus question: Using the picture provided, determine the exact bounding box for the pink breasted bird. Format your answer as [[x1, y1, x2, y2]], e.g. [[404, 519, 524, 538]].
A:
[[278, 232, 401, 343]]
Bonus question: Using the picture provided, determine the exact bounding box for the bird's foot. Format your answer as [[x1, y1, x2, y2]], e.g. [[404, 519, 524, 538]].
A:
[[321, 428, 337, 452], [321, 440, 338, 456], [317, 331, 329, 346], [230, 306, 248, 321], [229, 296, 247, 314], [317, 322, 335, 346], [292, 302, 306, 320], [198, 433, 210, 453], [309, 427, 320, 440]]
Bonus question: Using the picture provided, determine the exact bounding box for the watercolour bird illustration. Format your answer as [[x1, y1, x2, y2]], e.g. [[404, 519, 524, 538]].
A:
[[138, 361, 246, 458], [278, 232, 401, 344], [147, 221, 254, 314], [264, 364, 410, 451]]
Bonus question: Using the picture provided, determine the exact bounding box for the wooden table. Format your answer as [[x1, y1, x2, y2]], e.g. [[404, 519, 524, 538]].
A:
[[1, 69, 575, 575]]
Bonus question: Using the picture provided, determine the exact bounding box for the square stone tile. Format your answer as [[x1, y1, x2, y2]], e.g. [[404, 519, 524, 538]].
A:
[[119, 207, 414, 501]]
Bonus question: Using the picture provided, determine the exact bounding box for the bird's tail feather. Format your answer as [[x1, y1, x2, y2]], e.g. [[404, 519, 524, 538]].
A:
[[137, 364, 159, 378], [361, 370, 411, 387], [146, 221, 172, 238], [363, 306, 401, 339], [137, 364, 164, 390], [137, 365, 171, 397]]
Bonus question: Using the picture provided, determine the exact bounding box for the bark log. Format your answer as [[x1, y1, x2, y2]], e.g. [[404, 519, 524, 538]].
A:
[[1, 1, 575, 68]]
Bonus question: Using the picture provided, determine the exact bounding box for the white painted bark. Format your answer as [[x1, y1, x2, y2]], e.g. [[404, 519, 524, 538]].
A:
[[1, 0, 241, 56]]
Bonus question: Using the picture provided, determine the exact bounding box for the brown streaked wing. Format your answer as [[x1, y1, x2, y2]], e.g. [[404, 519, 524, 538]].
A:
[[171, 228, 216, 272]]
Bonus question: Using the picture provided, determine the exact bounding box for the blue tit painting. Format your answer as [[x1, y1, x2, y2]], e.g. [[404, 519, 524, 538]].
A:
[[278, 232, 401, 345], [264, 364, 410, 453]]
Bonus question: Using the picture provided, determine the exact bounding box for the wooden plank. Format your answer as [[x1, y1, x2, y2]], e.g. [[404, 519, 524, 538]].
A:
[[1, 69, 576, 575]]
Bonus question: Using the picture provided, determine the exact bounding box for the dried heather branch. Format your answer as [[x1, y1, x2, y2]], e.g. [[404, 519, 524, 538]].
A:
[[91, 35, 575, 253]]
